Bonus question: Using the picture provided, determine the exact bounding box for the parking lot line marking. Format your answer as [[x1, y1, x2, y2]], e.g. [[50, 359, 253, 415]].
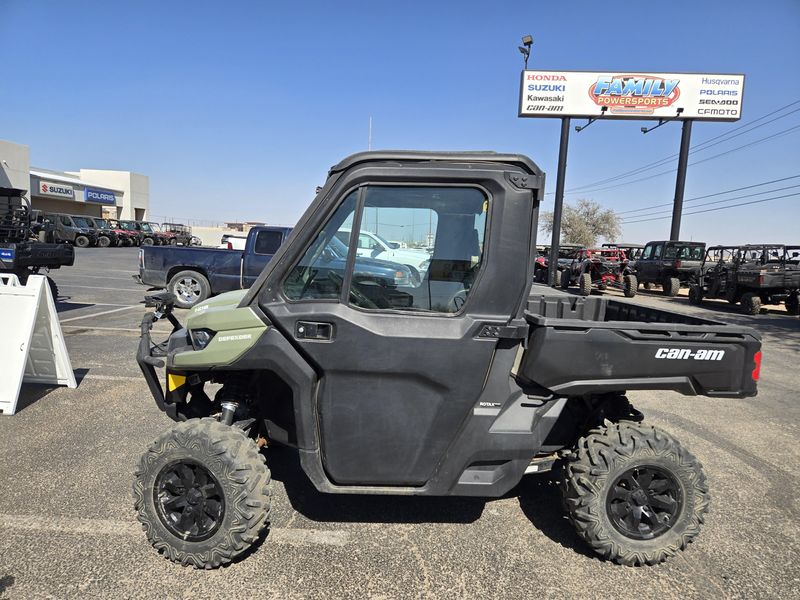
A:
[[56, 274, 139, 282], [60, 305, 140, 323], [0, 513, 351, 547], [58, 284, 142, 292], [62, 325, 142, 332], [81, 374, 143, 381]]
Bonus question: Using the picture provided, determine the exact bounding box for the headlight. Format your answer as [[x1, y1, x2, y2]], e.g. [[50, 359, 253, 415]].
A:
[[189, 329, 215, 350]]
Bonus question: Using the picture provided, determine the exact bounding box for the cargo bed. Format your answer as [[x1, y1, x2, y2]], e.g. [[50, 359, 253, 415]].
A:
[[519, 294, 761, 398]]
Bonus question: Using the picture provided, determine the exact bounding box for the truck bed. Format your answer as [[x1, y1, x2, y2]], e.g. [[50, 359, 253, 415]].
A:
[[519, 293, 761, 398]]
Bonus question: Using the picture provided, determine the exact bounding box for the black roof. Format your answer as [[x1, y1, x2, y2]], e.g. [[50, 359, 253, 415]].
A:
[[329, 150, 544, 178]]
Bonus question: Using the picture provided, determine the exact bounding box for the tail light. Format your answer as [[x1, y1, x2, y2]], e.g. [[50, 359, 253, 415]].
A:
[[751, 351, 762, 381], [758, 272, 765, 285], [674, 260, 682, 268], [226, 241, 233, 250]]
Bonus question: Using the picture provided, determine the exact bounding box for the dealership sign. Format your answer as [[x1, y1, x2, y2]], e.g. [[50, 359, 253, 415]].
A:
[[519, 71, 745, 121], [85, 187, 116, 204], [38, 181, 74, 199]]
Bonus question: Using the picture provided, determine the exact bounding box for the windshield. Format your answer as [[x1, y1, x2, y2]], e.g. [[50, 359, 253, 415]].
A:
[[120, 221, 136, 231], [95, 219, 110, 228], [665, 245, 704, 260], [148, 222, 163, 232], [139, 222, 153, 232], [72, 217, 92, 228]]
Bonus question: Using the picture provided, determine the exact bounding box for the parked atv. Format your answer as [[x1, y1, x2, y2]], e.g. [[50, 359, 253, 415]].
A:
[[561, 247, 637, 297], [533, 243, 583, 286], [688, 245, 743, 307], [105, 219, 138, 246], [134, 151, 761, 569], [700, 244, 800, 315]]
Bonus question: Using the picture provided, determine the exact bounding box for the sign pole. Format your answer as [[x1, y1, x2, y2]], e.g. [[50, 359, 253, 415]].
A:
[[669, 119, 693, 240], [548, 117, 571, 286]]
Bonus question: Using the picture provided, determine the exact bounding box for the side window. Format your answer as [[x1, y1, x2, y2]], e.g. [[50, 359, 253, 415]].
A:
[[654, 244, 663, 259], [61, 216, 71, 226], [283, 192, 357, 301], [254, 230, 284, 255], [641, 244, 654, 260], [349, 186, 487, 314], [358, 234, 376, 250]]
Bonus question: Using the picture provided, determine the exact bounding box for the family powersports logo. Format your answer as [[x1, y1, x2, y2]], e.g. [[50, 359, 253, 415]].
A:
[[589, 75, 681, 115]]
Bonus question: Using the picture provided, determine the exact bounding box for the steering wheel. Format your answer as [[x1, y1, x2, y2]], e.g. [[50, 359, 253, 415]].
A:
[[449, 289, 469, 312], [327, 271, 379, 309]]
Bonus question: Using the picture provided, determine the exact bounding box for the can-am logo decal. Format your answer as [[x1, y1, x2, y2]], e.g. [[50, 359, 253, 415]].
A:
[[589, 75, 681, 115], [655, 348, 725, 361]]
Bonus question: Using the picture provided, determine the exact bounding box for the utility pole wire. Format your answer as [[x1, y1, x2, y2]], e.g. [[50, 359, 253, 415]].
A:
[[617, 174, 800, 215], [546, 99, 800, 195], [622, 191, 800, 224]]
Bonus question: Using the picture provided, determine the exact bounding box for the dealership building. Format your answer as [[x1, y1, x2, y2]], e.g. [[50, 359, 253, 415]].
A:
[[0, 139, 149, 220]]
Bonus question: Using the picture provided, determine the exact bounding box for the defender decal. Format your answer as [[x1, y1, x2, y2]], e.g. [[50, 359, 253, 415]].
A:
[[217, 333, 253, 342], [655, 348, 725, 361]]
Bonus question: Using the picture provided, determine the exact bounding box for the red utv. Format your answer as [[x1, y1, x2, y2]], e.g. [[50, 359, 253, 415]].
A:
[[561, 247, 637, 297]]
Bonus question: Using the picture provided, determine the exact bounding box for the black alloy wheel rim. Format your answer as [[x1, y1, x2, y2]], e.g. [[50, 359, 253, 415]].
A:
[[606, 465, 682, 540], [154, 459, 225, 542]]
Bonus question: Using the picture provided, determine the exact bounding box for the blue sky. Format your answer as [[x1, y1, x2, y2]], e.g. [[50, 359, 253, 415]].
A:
[[2, 0, 799, 245]]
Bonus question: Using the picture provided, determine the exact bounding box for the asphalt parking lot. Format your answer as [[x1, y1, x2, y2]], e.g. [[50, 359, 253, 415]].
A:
[[1, 248, 799, 600]]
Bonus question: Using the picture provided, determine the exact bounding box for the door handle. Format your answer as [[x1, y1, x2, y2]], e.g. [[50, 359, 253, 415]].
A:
[[295, 321, 334, 341]]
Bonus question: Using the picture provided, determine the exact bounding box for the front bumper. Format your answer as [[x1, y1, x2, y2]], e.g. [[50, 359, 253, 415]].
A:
[[137, 307, 185, 420]]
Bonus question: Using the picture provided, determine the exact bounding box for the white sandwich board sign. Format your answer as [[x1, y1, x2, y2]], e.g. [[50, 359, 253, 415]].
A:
[[0, 274, 76, 415]]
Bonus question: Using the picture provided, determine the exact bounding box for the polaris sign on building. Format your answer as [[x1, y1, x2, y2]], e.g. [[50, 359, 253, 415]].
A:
[[38, 181, 74, 199], [519, 71, 745, 121], [85, 187, 116, 204]]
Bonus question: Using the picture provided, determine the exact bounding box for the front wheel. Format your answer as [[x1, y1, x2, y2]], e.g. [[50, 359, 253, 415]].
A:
[[97, 235, 111, 248], [785, 293, 799, 316], [561, 421, 709, 566], [142, 237, 154, 246], [74, 235, 90, 248], [133, 418, 272, 569]]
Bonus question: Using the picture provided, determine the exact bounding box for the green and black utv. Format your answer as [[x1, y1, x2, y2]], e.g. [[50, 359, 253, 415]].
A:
[[135, 152, 761, 569]]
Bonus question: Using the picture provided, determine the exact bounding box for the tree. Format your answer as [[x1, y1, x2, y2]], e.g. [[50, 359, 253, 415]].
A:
[[540, 199, 621, 247]]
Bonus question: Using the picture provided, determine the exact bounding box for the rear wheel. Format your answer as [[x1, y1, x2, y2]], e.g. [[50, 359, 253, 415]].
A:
[[74, 235, 90, 248], [688, 285, 703, 305], [579, 273, 592, 296], [168, 269, 211, 309], [741, 292, 761, 315], [133, 418, 271, 569], [170, 238, 178, 245], [561, 421, 709, 566], [623, 274, 637, 298], [142, 237, 154, 246], [662, 277, 680, 297], [642, 282, 652, 291], [97, 235, 111, 248]]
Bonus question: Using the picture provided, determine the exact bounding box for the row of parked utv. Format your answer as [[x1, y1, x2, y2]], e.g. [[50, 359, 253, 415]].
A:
[[31, 212, 200, 248], [535, 240, 800, 315]]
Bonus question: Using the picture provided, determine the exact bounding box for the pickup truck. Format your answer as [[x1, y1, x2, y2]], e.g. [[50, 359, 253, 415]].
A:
[[137, 225, 416, 308], [134, 151, 761, 569]]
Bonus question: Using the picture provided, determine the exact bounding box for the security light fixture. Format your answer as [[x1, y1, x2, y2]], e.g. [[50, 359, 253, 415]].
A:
[[519, 34, 533, 69]]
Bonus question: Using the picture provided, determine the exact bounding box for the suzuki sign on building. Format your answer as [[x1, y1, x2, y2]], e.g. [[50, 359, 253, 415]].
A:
[[38, 181, 74, 199], [519, 71, 745, 121]]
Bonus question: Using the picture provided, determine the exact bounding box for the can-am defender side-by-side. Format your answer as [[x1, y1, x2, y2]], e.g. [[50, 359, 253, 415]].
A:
[[134, 152, 761, 569]]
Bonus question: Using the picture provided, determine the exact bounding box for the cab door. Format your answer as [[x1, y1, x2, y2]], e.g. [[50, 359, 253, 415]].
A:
[[260, 180, 532, 487]]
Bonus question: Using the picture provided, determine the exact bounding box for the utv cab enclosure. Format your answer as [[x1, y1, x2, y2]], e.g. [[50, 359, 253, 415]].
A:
[[635, 240, 706, 296], [135, 152, 761, 569]]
